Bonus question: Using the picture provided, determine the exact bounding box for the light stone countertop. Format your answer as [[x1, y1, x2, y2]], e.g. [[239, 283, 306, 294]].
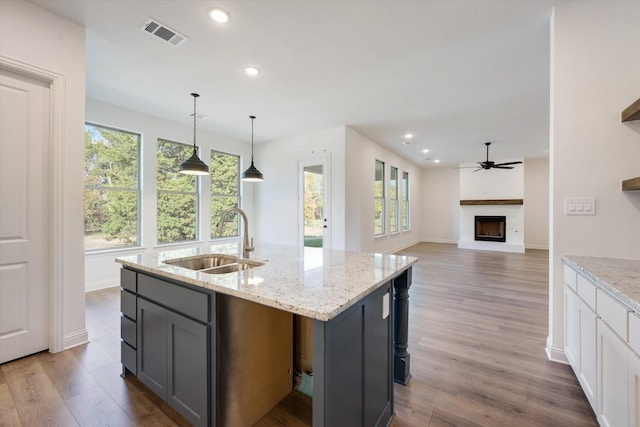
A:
[[116, 242, 417, 321], [562, 255, 640, 313]]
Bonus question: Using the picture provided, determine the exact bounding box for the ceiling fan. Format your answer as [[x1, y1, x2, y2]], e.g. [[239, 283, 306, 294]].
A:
[[474, 142, 522, 171]]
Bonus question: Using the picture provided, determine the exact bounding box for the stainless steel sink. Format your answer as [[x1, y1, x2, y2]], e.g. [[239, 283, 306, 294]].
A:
[[163, 254, 239, 270], [200, 259, 265, 274], [163, 254, 265, 274]]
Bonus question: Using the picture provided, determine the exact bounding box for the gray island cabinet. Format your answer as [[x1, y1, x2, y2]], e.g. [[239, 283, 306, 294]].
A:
[[117, 244, 416, 427]]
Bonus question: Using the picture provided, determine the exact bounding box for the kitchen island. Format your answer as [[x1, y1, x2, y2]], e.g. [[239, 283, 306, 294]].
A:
[[116, 243, 417, 427]]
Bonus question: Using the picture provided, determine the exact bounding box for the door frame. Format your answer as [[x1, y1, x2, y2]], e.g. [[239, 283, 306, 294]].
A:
[[1, 56, 66, 352], [299, 155, 331, 250]]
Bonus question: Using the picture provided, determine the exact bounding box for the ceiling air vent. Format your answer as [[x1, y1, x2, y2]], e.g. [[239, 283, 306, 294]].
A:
[[141, 18, 187, 47]]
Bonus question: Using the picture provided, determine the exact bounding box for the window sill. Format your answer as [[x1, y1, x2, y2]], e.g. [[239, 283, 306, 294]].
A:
[[85, 246, 144, 256]]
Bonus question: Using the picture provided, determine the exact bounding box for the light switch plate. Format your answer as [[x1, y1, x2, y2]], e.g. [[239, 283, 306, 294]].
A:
[[565, 197, 596, 215]]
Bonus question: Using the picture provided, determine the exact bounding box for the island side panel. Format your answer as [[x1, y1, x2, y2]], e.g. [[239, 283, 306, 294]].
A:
[[313, 281, 394, 427]]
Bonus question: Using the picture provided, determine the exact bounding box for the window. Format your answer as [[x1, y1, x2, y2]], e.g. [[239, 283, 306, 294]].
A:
[[84, 123, 140, 251], [402, 171, 410, 230], [157, 139, 198, 244], [211, 150, 240, 238], [390, 166, 399, 233], [374, 160, 385, 235]]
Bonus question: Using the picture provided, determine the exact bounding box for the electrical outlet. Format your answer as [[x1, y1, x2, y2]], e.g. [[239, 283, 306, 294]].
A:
[[565, 198, 596, 215]]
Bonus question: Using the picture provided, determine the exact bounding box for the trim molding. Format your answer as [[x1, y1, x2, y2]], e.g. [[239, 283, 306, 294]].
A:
[[64, 329, 89, 350], [546, 342, 569, 364], [1, 55, 66, 353]]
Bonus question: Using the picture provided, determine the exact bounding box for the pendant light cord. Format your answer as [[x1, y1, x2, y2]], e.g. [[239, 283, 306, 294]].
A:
[[192, 93, 200, 153], [250, 115, 256, 161]]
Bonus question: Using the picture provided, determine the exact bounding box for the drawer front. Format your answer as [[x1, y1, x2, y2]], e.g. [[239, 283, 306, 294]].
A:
[[121, 268, 137, 292], [121, 289, 137, 321], [597, 289, 629, 340], [564, 264, 577, 291], [121, 341, 137, 375], [138, 274, 209, 323], [577, 274, 597, 311], [121, 315, 136, 348], [629, 312, 640, 355]]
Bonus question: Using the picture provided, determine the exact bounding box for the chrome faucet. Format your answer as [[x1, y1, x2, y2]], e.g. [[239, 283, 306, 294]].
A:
[[215, 207, 254, 259]]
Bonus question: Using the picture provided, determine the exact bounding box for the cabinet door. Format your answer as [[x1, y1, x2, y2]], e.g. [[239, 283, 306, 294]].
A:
[[579, 297, 598, 409], [597, 319, 629, 427], [630, 350, 640, 427], [564, 286, 580, 369], [167, 311, 209, 427], [364, 284, 393, 426], [137, 299, 168, 398]]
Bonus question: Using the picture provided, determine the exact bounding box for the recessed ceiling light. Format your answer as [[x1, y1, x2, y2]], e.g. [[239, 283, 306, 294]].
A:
[[434, 159, 441, 163], [422, 149, 429, 153], [405, 133, 413, 139], [402, 141, 411, 146], [209, 8, 230, 23], [245, 67, 260, 76]]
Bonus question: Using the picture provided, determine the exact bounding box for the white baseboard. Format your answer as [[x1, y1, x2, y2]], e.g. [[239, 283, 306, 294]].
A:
[[386, 239, 421, 254], [525, 243, 549, 250], [63, 329, 89, 350], [545, 343, 568, 364], [86, 277, 119, 292], [422, 238, 458, 244]]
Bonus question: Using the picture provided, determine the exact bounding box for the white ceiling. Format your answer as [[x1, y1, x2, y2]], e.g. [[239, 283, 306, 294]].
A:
[[30, 0, 554, 168]]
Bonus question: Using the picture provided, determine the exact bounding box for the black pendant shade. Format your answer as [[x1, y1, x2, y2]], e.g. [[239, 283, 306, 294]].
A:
[[179, 93, 209, 176], [241, 115, 264, 182]]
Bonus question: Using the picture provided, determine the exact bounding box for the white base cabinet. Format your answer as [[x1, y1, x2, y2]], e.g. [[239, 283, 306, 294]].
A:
[[563, 261, 639, 427]]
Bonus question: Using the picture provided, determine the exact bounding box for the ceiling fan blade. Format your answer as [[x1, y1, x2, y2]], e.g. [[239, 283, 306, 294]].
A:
[[491, 165, 514, 169], [493, 161, 523, 167], [472, 168, 483, 172]]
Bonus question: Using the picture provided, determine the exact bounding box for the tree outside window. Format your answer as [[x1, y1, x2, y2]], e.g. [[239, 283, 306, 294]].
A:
[[211, 150, 240, 238], [390, 166, 399, 233], [374, 160, 385, 235], [157, 139, 198, 244], [84, 124, 140, 251]]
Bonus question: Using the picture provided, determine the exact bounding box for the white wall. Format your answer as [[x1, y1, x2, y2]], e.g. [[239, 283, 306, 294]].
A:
[[524, 158, 549, 250], [547, 1, 640, 361], [85, 99, 252, 291], [1, 0, 86, 349], [420, 168, 460, 244], [459, 160, 524, 200], [255, 126, 347, 249], [344, 127, 422, 253]]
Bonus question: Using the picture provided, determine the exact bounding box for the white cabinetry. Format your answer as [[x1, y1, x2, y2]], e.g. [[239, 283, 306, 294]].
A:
[[564, 268, 597, 409], [597, 319, 630, 427], [563, 260, 639, 427]]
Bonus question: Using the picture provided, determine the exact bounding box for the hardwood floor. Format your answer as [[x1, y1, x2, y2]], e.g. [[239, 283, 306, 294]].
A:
[[0, 243, 597, 426]]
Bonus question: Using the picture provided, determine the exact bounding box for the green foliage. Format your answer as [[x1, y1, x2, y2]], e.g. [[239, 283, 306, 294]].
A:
[[157, 140, 198, 243], [211, 151, 240, 238], [84, 124, 139, 249]]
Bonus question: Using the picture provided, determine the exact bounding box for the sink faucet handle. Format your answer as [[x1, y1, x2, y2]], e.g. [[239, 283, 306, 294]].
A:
[[247, 237, 255, 251]]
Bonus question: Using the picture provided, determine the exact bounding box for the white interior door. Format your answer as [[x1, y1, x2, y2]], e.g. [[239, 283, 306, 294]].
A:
[[0, 69, 51, 363], [299, 157, 330, 249]]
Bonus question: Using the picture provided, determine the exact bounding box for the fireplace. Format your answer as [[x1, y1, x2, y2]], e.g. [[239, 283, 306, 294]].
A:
[[475, 216, 506, 242]]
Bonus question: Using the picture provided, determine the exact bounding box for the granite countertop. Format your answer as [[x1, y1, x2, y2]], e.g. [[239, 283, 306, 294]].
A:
[[562, 255, 640, 313], [116, 242, 417, 321]]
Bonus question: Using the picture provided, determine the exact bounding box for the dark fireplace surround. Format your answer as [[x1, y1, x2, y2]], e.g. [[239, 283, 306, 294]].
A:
[[475, 216, 506, 242]]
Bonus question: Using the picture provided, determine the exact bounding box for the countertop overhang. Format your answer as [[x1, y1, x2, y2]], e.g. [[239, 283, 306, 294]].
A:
[[562, 255, 640, 313], [116, 243, 418, 321]]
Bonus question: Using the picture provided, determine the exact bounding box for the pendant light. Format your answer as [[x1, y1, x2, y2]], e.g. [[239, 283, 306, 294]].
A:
[[241, 115, 264, 182], [179, 93, 209, 175]]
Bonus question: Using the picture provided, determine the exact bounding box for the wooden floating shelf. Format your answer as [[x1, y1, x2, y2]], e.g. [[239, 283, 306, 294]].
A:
[[622, 98, 640, 122], [460, 199, 524, 206], [622, 177, 640, 191]]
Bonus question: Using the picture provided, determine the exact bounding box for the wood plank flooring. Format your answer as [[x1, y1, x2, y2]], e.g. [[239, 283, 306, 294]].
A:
[[0, 243, 597, 426]]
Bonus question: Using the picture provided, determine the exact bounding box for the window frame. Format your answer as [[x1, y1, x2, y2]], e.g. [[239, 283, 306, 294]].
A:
[[389, 166, 399, 234], [83, 122, 141, 252], [156, 138, 200, 245], [402, 170, 410, 231], [210, 149, 241, 239], [374, 159, 386, 236]]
